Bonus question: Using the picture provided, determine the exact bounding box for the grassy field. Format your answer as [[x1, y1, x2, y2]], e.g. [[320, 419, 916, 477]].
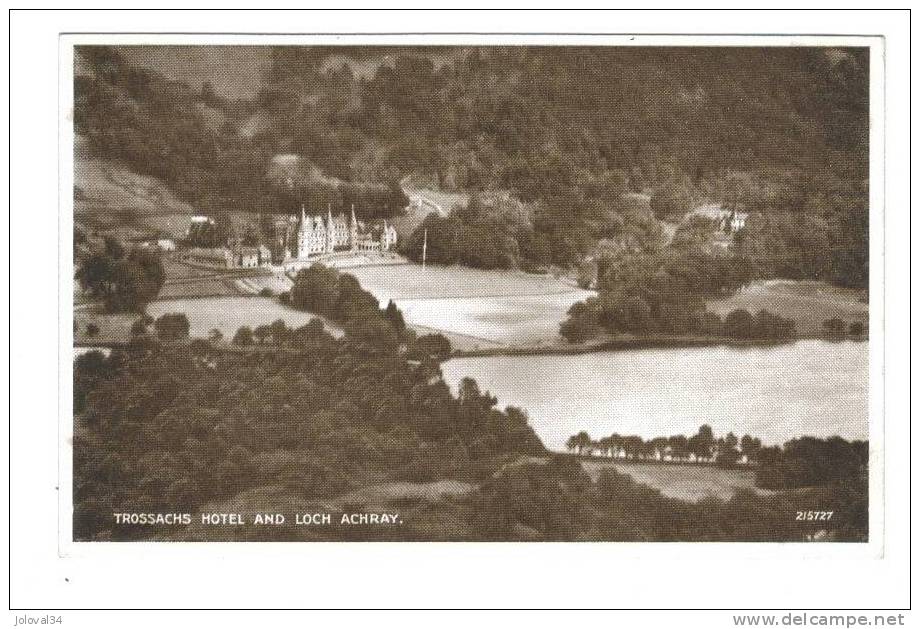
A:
[[157, 259, 289, 299], [580, 459, 770, 502], [74, 147, 266, 244], [74, 306, 139, 344], [162, 258, 223, 279], [75, 296, 341, 345], [74, 151, 195, 239], [146, 296, 343, 339], [707, 279, 868, 337], [158, 264, 247, 299], [347, 264, 583, 300], [77, 266, 865, 351], [346, 264, 593, 349], [158, 278, 246, 299], [398, 293, 592, 348], [130, 262, 589, 350], [329, 480, 476, 509], [235, 273, 294, 295]]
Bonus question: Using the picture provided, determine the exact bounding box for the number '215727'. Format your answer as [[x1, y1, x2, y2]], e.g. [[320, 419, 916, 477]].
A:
[[795, 510, 833, 521]]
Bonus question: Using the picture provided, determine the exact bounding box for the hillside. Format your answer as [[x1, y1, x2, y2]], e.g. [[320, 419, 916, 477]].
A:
[[74, 135, 195, 240], [74, 45, 869, 287]]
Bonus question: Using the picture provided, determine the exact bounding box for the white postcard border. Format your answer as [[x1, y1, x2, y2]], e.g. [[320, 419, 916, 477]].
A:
[[3, 8, 909, 606]]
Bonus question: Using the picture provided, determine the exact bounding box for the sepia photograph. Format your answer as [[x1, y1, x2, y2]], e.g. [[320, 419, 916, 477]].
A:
[[65, 39, 875, 544], [5, 5, 913, 619]]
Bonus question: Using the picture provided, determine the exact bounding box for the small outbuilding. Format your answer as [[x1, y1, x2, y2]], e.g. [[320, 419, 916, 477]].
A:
[[258, 244, 273, 266], [238, 247, 260, 268], [186, 247, 233, 268]]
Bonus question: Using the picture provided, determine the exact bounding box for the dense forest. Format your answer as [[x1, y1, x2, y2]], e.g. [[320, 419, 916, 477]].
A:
[[558, 245, 796, 343], [74, 329, 867, 542], [73, 332, 546, 541], [75, 45, 869, 287], [74, 47, 409, 222]]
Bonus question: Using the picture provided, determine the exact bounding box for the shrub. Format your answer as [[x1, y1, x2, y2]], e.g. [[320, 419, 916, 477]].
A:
[[154, 313, 190, 341], [724, 309, 754, 338], [560, 300, 601, 343], [189, 338, 212, 355], [751, 309, 796, 340], [755, 436, 867, 490], [233, 326, 254, 346], [253, 325, 271, 344], [649, 183, 692, 220], [822, 318, 846, 334], [407, 334, 452, 360]]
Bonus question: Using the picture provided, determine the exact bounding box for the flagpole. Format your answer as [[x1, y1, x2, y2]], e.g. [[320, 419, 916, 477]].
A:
[[422, 228, 427, 271]]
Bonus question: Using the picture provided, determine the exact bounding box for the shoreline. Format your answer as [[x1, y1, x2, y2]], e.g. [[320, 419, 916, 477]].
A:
[[558, 451, 758, 470], [449, 333, 868, 359], [73, 332, 869, 354]]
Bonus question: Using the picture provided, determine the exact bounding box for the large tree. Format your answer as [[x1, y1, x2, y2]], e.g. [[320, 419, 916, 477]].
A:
[[76, 242, 165, 313], [565, 431, 593, 455]]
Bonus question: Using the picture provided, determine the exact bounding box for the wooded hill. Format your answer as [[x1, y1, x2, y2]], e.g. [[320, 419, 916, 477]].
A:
[[75, 45, 869, 287]]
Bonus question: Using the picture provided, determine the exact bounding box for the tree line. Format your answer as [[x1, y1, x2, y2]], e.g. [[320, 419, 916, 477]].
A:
[[566, 425, 762, 468], [566, 426, 868, 491], [229, 314, 452, 364], [822, 317, 866, 337]]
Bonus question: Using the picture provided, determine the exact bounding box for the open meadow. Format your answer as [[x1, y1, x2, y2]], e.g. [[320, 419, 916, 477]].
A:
[[158, 276, 247, 299], [146, 296, 343, 340], [397, 293, 594, 348], [579, 459, 770, 502], [78, 261, 588, 350], [74, 305, 139, 344], [157, 258, 292, 299], [347, 264, 594, 349], [706, 279, 868, 337], [158, 267, 246, 297]]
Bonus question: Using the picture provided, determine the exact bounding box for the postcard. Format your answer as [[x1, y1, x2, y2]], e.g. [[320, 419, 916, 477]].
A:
[[63, 35, 879, 545]]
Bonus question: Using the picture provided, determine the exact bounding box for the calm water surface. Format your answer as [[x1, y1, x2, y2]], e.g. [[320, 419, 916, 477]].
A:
[[441, 340, 869, 451]]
